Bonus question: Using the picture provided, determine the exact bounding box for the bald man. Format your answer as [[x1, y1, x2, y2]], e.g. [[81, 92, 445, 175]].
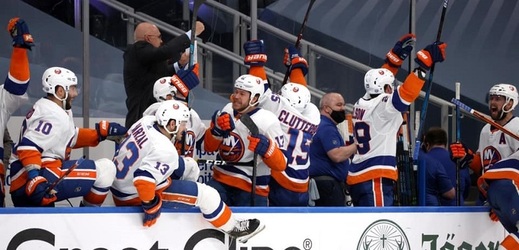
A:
[[123, 21, 204, 128], [308, 92, 357, 206]]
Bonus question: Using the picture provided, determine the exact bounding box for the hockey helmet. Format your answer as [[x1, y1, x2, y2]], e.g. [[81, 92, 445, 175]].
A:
[[42, 67, 78, 95], [234, 74, 265, 106], [155, 100, 190, 134], [281, 82, 311, 113], [153, 77, 178, 102], [489, 83, 519, 112], [364, 68, 395, 95]]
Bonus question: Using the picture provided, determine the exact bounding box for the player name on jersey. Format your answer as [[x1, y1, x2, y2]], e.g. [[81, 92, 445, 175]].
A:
[[278, 110, 318, 135]]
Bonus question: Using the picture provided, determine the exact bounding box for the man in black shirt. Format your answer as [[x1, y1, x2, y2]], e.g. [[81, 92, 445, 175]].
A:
[[123, 21, 204, 128]]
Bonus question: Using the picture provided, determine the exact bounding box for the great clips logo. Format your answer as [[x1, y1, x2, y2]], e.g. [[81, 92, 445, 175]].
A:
[[6, 228, 305, 250]]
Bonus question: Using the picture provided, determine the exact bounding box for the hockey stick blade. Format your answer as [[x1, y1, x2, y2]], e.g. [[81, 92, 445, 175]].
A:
[[450, 98, 519, 141], [281, 0, 317, 86], [239, 113, 259, 206], [46, 156, 86, 193]]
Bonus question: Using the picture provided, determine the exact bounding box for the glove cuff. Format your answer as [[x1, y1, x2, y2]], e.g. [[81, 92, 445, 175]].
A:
[[386, 51, 403, 68], [244, 54, 267, 66], [171, 75, 190, 97]]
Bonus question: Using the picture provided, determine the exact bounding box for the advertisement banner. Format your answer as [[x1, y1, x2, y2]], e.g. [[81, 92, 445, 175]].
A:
[[0, 207, 506, 250]]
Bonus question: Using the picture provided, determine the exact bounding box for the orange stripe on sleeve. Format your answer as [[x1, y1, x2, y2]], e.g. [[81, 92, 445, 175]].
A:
[[381, 63, 398, 77], [289, 68, 307, 86], [203, 129, 222, 152], [398, 72, 425, 103], [134, 179, 157, 202], [262, 147, 286, 171], [18, 149, 42, 168], [74, 128, 100, 148], [9, 47, 29, 81], [249, 66, 267, 80], [470, 152, 482, 174]]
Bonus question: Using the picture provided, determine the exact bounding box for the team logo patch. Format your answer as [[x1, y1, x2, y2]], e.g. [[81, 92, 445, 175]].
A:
[[292, 86, 299, 92], [172, 103, 179, 110], [160, 78, 167, 84], [218, 132, 245, 162], [54, 68, 61, 74]]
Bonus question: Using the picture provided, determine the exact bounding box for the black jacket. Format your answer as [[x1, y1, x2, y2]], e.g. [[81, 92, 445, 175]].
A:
[[123, 34, 190, 128]]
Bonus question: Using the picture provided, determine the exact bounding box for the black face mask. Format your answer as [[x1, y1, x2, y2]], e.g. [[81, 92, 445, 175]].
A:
[[330, 109, 346, 124]]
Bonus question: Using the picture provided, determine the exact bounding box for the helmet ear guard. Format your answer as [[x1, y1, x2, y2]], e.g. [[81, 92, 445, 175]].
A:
[[155, 100, 190, 134], [281, 82, 311, 113], [364, 68, 395, 95], [489, 83, 518, 112]]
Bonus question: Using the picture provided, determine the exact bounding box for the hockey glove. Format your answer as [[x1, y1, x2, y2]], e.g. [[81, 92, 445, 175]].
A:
[[386, 33, 416, 68], [284, 46, 308, 76], [25, 176, 57, 206], [415, 41, 447, 71], [449, 142, 473, 169], [210, 111, 235, 137], [244, 40, 267, 66], [7, 17, 34, 50], [248, 134, 275, 158], [96, 120, 127, 142], [171, 64, 199, 97], [142, 195, 162, 227]]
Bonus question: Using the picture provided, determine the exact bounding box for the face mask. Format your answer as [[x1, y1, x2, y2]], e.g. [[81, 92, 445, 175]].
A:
[[330, 109, 346, 124]]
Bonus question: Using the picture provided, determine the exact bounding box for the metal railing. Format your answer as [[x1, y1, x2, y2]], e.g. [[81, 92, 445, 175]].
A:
[[97, 0, 477, 141]]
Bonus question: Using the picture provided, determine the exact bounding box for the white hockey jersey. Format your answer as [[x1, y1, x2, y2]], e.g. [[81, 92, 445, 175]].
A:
[[348, 86, 416, 185], [205, 104, 287, 197], [477, 117, 519, 172], [259, 88, 320, 192], [111, 115, 182, 204]]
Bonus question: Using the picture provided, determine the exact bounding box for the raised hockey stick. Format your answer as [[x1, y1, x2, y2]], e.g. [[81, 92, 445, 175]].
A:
[[281, 0, 317, 86], [239, 113, 259, 206], [455, 82, 461, 206], [451, 98, 519, 141], [46, 156, 86, 193], [189, 0, 204, 68], [413, 0, 449, 161]]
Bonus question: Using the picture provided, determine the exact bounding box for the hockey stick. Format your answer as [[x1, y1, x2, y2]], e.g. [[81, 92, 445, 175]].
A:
[[196, 159, 254, 167], [451, 98, 519, 141], [413, 0, 449, 161], [46, 156, 86, 193], [239, 113, 259, 206], [281, 0, 317, 86], [455, 82, 461, 206], [188, 0, 204, 68]]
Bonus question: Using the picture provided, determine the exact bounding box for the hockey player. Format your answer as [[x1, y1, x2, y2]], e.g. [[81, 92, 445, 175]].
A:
[[142, 66, 205, 157], [9, 66, 127, 207], [203, 74, 287, 206], [0, 17, 33, 207], [348, 34, 447, 206], [111, 100, 264, 242], [451, 83, 519, 205], [478, 150, 519, 249], [242, 40, 320, 206]]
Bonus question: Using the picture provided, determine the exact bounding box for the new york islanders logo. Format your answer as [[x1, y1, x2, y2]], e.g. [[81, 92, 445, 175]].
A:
[[482, 146, 502, 171], [218, 132, 245, 162]]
